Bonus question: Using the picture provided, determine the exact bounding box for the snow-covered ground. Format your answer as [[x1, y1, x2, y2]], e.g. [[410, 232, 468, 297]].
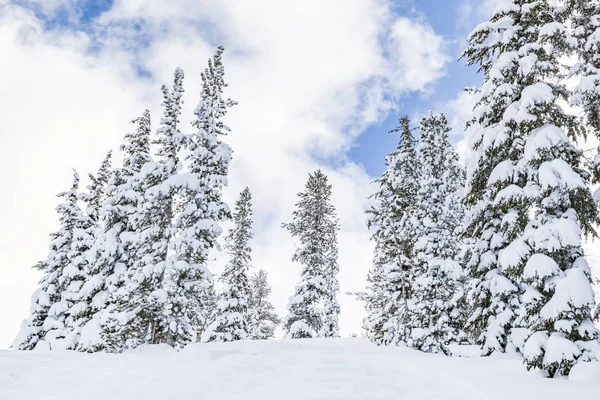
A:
[[1, 338, 599, 399]]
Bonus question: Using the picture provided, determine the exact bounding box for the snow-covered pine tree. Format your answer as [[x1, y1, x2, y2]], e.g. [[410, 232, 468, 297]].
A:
[[76, 111, 153, 352], [165, 47, 236, 347], [571, 0, 600, 193], [463, 0, 599, 376], [516, 1, 600, 377], [283, 169, 339, 339], [113, 70, 187, 349], [248, 269, 281, 340], [322, 233, 340, 338], [460, 0, 548, 355], [203, 187, 253, 342], [14, 171, 94, 350], [363, 116, 418, 346], [408, 112, 465, 355]]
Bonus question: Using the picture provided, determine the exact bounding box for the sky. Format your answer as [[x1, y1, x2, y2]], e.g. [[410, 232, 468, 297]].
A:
[[0, 0, 597, 349]]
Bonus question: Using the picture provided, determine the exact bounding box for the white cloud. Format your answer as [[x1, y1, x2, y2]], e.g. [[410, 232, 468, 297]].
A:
[[0, 1, 450, 347]]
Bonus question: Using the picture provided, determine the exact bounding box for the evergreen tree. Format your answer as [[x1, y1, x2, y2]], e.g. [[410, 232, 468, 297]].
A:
[[128, 69, 187, 347], [460, 0, 547, 355], [248, 269, 281, 340], [77, 111, 153, 352], [363, 116, 417, 346], [519, 2, 600, 375], [14, 171, 94, 350], [283, 169, 339, 339], [203, 187, 253, 342], [321, 235, 340, 338], [464, 0, 599, 376], [165, 47, 236, 347], [408, 112, 465, 355]]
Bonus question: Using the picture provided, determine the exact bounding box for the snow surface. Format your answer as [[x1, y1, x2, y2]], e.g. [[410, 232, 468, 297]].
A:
[[2, 338, 599, 399]]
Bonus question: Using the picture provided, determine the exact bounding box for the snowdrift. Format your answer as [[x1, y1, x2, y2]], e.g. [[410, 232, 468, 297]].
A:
[[1, 338, 599, 399]]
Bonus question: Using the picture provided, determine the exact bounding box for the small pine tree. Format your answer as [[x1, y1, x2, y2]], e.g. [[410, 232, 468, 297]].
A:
[[203, 187, 253, 342], [283, 170, 339, 339], [363, 116, 418, 346], [248, 269, 281, 340], [409, 112, 465, 355], [14, 171, 94, 350], [321, 239, 341, 338]]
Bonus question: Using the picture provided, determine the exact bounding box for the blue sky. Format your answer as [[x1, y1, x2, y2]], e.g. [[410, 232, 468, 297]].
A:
[[19, 0, 483, 177], [349, 0, 482, 175]]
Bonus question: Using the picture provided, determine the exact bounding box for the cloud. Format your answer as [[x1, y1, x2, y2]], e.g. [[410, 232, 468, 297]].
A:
[[0, 1, 450, 347]]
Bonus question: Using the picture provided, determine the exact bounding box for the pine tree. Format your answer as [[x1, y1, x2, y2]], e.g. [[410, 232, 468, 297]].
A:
[[321, 235, 340, 338], [409, 112, 466, 355], [68, 151, 117, 351], [463, 0, 599, 376], [203, 187, 253, 342], [363, 116, 418, 346], [248, 269, 281, 340], [123, 69, 187, 347], [518, 1, 600, 376], [14, 171, 94, 350], [283, 169, 339, 339], [164, 47, 236, 347], [77, 111, 153, 352], [460, 0, 545, 355]]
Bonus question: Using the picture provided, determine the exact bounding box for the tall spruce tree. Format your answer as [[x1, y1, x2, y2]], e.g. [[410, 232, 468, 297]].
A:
[[77, 111, 153, 352], [460, 0, 543, 355], [464, 0, 599, 376], [363, 116, 418, 346], [203, 187, 253, 342], [518, 2, 600, 376], [248, 269, 281, 340], [165, 47, 236, 347], [283, 169, 339, 339], [409, 112, 465, 355]]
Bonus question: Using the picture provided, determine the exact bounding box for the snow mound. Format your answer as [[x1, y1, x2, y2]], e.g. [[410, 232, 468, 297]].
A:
[[2, 338, 599, 399], [570, 361, 600, 383]]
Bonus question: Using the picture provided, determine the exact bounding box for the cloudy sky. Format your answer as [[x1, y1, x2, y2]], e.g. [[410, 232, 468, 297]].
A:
[[2, 0, 596, 348]]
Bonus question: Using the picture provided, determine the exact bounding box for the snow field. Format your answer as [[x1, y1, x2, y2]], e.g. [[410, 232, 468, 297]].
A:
[[2, 338, 599, 400]]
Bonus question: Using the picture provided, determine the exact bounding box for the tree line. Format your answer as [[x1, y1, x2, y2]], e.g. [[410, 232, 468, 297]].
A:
[[13, 47, 342, 352]]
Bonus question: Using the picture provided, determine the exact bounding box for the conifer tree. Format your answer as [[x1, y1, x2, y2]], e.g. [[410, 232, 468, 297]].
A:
[[165, 47, 236, 347], [363, 116, 417, 346], [14, 171, 94, 350], [409, 112, 465, 355], [460, 0, 545, 355], [464, 0, 599, 376], [77, 111, 153, 352], [283, 170, 339, 339], [322, 238, 340, 338], [203, 187, 253, 342], [128, 69, 187, 347], [248, 269, 281, 340]]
